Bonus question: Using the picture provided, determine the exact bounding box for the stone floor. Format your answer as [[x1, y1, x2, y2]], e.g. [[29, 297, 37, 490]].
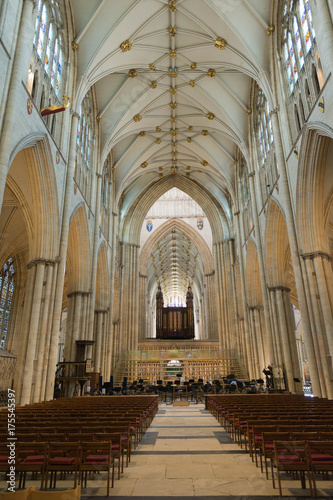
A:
[[1, 403, 333, 497]]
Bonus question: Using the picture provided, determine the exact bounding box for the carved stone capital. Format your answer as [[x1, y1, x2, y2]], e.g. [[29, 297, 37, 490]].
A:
[[71, 110, 80, 120], [95, 308, 109, 314], [248, 305, 264, 311], [301, 251, 332, 262], [269, 105, 280, 117], [96, 173, 103, 179], [234, 210, 240, 216], [267, 285, 291, 293], [27, 258, 58, 269], [139, 273, 147, 279], [205, 271, 215, 278], [248, 171, 255, 178], [67, 290, 91, 298]]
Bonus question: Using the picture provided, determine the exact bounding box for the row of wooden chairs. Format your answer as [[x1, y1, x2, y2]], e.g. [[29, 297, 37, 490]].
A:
[[207, 395, 333, 496], [0, 440, 114, 496]]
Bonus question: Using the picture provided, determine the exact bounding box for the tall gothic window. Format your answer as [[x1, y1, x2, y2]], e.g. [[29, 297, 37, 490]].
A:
[[101, 159, 110, 210], [282, 0, 316, 93], [0, 259, 15, 350], [256, 89, 274, 167], [76, 95, 92, 168], [33, 0, 64, 99]]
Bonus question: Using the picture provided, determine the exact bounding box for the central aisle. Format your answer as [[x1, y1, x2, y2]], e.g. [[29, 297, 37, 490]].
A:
[[109, 403, 276, 497]]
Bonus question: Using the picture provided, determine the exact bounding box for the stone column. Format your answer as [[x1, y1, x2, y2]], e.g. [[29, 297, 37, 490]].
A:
[[138, 274, 147, 340], [20, 260, 46, 405], [87, 173, 103, 342], [302, 254, 333, 398], [94, 310, 104, 373], [248, 171, 275, 365], [0, 0, 35, 209], [13, 262, 36, 401], [213, 242, 224, 349], [270, 108, 321, 397], [234, 211, 252, 378], [33, 261, 56, 402], [45, 111, 80, 401]]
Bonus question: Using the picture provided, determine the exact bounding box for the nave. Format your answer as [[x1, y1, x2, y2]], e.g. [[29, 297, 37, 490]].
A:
[[1, 395, 333, 498]]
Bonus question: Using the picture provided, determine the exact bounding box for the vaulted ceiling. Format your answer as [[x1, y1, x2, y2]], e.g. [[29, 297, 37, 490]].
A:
[[70, 0, 273, 306], [71, 0, 273, 212]]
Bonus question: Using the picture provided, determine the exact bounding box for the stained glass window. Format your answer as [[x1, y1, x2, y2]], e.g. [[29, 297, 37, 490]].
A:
[[0, 259, 15, 350], [76, 96, 92, 168], [37, 5, 47, 57], [256, 89, 274, 166], [33, 1, 64, 101], [282, 0, 316, 95], [45, 22, 53, 73]]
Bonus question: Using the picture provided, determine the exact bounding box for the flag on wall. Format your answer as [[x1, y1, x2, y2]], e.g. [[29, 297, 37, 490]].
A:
[[41, 95, 71, 116]]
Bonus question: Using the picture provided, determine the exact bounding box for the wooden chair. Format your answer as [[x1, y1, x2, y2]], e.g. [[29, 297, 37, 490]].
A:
[[79, 441, 114, 496], [271, 440, 313, 497], [260, 432, 289, 478], [308, 440, 333, 497], [44, 442, 79, 490], [16, 442, 48, 490], [95, 432, 123, 479]]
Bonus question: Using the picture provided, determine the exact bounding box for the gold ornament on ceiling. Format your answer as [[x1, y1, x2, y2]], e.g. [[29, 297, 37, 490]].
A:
[[133, 114, 142, 122], [186, 166, 191, 170], [156, 126, 161, 132], [149, 63, 156, 71], [207, 68, 216, 77], [169, 0, 177, 11], [214, 37, 227, 50], [151, 81, 158, 89], [121, 193, 125, 198], [159, 173, 163, 178], [156, 138, 161, 144], [172, 160, 177, 165], [266, 25, 275, 35], [141, 161, 148, 168], [170, 129, 178, 136], [120, 40, 132, 52], [171, 117, 177, 123], [246, 108, 252, 115], [206, 112, 215, 120], [172, 151, 177, 156], [169, 25, 177, 37], [202, 130, 208, 135], [139, 131, 146, 136], [188, 126, 193, 131], [190, 62, 197, 70], [71, 41, 79, 51], [187, 137, 192, 143], [159, 166, 163, 171], [189, 80, 195, 87], [170, 87, 177, 95], [201, 160, 208, 166], [168, 67, 178, 77], [186, 172, 190, 177], [128, 69, 137, 78], [170, 102, 177, 109], [96, 116, 101, 123], [170, 50, 177, 58]]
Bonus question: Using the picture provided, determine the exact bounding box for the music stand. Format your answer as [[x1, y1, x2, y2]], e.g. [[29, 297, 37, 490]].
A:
[[293, 377, 302, 393]]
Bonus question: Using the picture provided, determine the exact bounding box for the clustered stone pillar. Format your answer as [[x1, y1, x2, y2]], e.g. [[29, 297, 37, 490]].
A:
[[93, 309, 109, 376], [270, 107, 321, 397], [268, 286, 302, 393], [15, 258, 58, 405], [248, 171, 275, 366], [204, 272, 217, 340], [120, 242, 139, 352], [247, 306, 266, 378], [64, 291, 91, 361], [301, 252, 333, 398], [138, 273, 147, 341]]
